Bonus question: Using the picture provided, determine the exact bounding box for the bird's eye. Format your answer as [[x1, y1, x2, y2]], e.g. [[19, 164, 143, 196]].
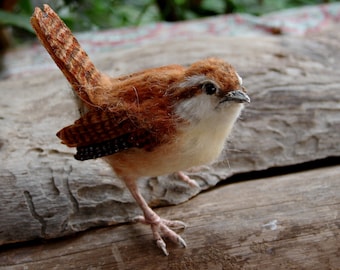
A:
[[203, 82, 217, 95]]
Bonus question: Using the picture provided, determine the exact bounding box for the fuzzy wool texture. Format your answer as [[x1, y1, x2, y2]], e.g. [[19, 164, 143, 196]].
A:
[[31, 5, 247, 179], [30, 4, 250, 255], [58, 58, 244, 161]]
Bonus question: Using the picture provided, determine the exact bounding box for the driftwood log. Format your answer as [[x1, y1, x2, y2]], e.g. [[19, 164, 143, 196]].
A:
[[1, 25, 339, 246], [1, 165, 339, 269]]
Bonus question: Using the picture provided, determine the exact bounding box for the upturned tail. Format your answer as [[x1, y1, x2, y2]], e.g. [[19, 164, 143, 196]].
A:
[[30, 4, 107, 105]]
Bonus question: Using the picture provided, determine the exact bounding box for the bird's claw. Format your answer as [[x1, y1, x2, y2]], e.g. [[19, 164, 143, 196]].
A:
[[177, 235, 187, 248], [177, 171, 200, 188], [164, 219, 187, 230], [156, 239, 169, 256], [156, 234, 186, 256], [133, 215, 187, 255], [132, 215, 145, 223]]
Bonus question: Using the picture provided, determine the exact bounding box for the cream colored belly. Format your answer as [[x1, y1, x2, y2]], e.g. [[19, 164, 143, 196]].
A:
[[105, 135, 223, 179], [105, 105, 242, 178]]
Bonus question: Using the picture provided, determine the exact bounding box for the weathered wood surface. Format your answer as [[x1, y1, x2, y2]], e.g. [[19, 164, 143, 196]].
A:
[[1, 166, 339, 269], [1, 26, 340, 245]]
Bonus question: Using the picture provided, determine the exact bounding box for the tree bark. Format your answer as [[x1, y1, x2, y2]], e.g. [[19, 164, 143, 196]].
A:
[[0, 27, 339, 245]]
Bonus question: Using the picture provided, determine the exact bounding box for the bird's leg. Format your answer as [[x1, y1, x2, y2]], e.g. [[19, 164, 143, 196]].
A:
[[176, 171, 200, 188], [124, 177, 187, 256]]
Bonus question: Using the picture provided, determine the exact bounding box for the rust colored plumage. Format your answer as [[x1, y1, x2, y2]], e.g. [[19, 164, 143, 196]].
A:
[[31, 5, 104, 105], [31, 5, 183, 158], [31, 5, 249, 255]]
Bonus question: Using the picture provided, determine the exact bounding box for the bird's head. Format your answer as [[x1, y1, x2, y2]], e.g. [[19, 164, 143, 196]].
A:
[[170, 58, 250, 124]]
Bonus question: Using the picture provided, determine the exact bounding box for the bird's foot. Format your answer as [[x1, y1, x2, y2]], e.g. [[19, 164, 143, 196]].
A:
[[177, 171, 200, 188], [134, 215, 187, 256]]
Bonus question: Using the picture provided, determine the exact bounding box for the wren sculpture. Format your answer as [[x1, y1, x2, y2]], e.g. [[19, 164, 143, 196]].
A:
[[31, 5, 250, 255]]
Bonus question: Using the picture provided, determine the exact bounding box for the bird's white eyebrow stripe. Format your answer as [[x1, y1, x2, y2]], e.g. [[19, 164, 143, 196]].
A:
[[236, 72, 243, 85], [177, 75, 209, 88], [178, 73, 243, 89]]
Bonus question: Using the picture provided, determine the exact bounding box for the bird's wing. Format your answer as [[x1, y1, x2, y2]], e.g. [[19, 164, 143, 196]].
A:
[[57, 106, 177, 160]]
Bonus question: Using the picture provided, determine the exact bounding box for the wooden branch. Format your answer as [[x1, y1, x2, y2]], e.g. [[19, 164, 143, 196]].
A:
[[1, 166, 339, 269], [1, 26, 339, 245]]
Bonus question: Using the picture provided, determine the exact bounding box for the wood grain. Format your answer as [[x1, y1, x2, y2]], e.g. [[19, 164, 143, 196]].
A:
[[1, 166, 339, 269], [0, 26, 340, 245]]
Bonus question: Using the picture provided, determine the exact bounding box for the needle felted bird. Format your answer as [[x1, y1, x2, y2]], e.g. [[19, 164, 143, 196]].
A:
[[31, 5, 250, 256]]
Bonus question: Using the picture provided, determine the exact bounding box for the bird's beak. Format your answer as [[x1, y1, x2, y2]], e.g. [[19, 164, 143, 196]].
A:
[[220, 90, 250, 104]]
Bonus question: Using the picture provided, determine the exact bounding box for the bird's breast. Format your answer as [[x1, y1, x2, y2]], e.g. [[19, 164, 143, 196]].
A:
[[105, 104, 243, 179]]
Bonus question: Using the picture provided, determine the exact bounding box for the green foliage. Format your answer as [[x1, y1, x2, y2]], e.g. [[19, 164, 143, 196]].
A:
[[55, 0, 160, 32], [0, 10, 33, 33], [0, 0, 34, 33], [0, 0, 337, 34]]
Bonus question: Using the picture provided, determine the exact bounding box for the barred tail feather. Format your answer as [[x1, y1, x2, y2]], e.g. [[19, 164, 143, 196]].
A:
[[30, 4, 105, 104]]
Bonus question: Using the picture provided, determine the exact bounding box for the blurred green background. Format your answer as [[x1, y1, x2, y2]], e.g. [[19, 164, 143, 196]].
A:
[[0, 0, 336, 70], [0, 0, 337, 34]]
